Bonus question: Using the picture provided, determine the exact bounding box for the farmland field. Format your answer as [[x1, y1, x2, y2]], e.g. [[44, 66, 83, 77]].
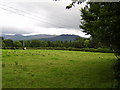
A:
[[2, 49, 116, 88]]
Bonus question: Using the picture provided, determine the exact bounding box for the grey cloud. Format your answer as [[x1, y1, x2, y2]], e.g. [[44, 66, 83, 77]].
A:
[[14, 1, 81, 29], [2, 27, 33, 34], [1, 0, 83, 35]]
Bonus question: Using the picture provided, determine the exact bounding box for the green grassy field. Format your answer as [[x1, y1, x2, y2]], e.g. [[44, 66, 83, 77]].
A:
[[2, 49, 116, 88]]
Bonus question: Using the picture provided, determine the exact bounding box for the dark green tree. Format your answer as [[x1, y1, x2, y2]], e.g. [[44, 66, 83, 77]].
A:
[[74, 37, 84, 48], [3, 39, 13, 47], [31, 40, 40, 47], [80, 2, 120, 57], [84, 39, 90, 48], [24, 40, 31, 47], [2, 42, 6, 48], [53, 41, 63, 47], [63, 41, 70, 48], [13, 41, 22, 47], [40, 41, 48, 47]]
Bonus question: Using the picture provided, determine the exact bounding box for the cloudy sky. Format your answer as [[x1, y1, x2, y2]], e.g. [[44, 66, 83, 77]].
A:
[[0, 0, 91, 37]]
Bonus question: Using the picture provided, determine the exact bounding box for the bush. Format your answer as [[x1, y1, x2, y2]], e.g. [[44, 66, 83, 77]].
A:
[[114, 60, 120, 88]]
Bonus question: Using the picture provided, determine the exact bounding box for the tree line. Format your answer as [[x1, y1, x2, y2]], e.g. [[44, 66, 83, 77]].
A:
[[1, 37, 105, 49]]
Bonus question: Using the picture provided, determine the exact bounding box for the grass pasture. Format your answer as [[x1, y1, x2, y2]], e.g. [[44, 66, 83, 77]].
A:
[[2, 49, 116, 88]]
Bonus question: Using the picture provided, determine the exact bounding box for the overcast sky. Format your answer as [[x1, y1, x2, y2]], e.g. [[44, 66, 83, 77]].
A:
[[0, 0, 91, 38]]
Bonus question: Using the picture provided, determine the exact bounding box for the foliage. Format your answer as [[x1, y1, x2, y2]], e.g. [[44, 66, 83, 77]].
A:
[[80, 2, 120, 55], [2, 36, 108, 52], [114, 60, 120, 88], [3, 39, 13, 47], [13, 41, 22, 47], [84, 39, 90, 48], [74, 37, 84, 48], [24, 40, 31, 47], [66, 0, 84, 9]]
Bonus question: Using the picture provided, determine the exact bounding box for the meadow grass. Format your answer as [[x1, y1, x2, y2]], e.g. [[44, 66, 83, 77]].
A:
[[2, 49, 116, 88]]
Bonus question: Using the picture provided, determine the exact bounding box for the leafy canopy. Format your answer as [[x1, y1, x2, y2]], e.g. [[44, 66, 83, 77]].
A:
[[80, 2, 120, 55]]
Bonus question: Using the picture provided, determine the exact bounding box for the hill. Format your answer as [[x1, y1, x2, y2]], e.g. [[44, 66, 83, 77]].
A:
[[2, 34, 56, 41], [40, 34, 79, 41], [2, 34, 80, 41]]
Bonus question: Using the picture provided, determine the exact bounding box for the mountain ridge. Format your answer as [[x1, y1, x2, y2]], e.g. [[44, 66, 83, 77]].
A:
[[2, 34, 81, 41], [2, 34, 57, 41], [40, 34, 80, 41]]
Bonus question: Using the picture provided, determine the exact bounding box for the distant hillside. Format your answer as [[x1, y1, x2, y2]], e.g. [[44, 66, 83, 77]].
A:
[[2, 34, 81, 41], [40, 34, 80, 41], [2, 34, 57, 41]]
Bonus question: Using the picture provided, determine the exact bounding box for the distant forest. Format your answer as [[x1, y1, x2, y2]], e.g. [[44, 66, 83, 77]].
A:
[[1, 36, 110, 50]]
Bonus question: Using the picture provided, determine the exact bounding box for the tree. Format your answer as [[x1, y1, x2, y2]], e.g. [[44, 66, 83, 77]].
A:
[[80, 2, 120, 57], [3, 39, 13, 47], [52, 41, 63, 47], [13, 41, 22, 47], [63, 41, 70, 48], [31, 40, 40, 47], [74, 37, 84, 48], [84, 39, 90, 48], [2, 42, 6, 48], [40, 41, 48, 47], [24, 40, 31, 47]]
